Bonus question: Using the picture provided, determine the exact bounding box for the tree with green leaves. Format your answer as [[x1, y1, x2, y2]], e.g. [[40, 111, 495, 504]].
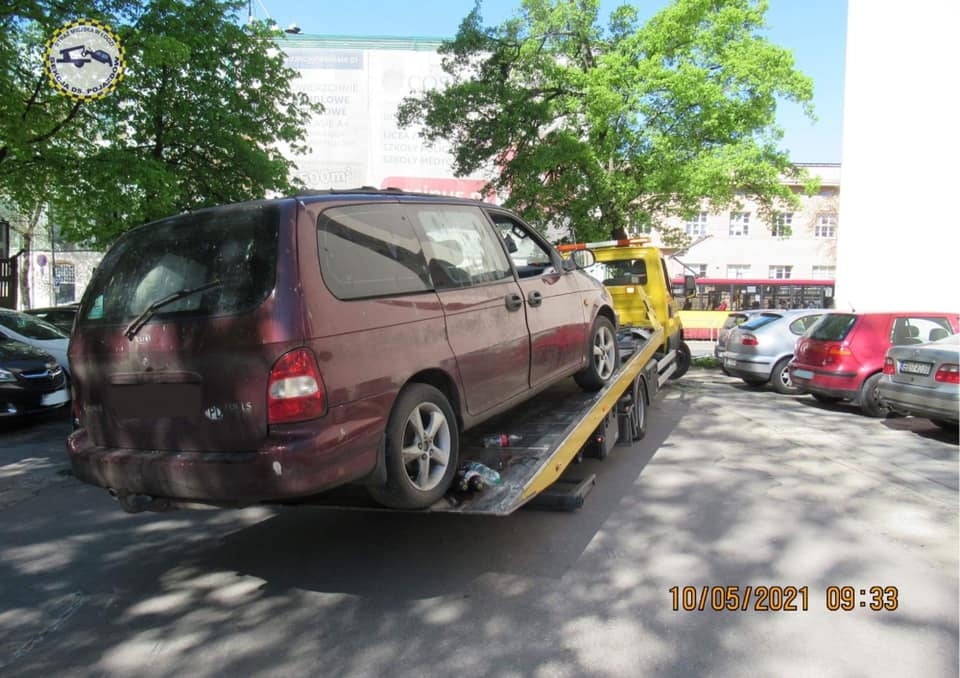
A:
[[399, 0, 816, 245], [1, 0, 321, 252]]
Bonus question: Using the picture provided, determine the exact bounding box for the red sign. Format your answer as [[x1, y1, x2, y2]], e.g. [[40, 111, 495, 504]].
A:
[[380, 176, 497, 203]]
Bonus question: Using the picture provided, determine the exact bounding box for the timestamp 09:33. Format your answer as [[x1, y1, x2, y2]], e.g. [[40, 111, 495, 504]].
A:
[[669, 586, 899, 612]]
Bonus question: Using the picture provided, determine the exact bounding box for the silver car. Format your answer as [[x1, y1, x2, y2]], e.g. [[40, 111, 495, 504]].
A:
[[715, 310, 769, 360], [0, 309, 70, 378], [878, 332, 959, 430], [723, 309, 826, 394]]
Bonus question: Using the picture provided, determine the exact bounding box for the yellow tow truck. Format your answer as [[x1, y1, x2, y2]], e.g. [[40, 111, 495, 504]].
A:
[[558, 237, 696, 380]]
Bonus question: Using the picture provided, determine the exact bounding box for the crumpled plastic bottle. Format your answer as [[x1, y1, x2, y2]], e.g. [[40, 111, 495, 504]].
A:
[[482, 433, 523, 448], [461, 460, 502, 486]]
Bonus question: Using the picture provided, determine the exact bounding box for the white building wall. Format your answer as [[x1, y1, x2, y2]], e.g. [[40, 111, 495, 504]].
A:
[[835, 0, 959, 312]]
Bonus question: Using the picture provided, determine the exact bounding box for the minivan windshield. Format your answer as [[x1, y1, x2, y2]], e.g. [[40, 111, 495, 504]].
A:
[[78, 204, 280, 326], [809, 313, 857, 341]]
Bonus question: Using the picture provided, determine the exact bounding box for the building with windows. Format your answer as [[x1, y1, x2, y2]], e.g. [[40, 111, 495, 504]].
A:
[[653, 162, 840, 309]]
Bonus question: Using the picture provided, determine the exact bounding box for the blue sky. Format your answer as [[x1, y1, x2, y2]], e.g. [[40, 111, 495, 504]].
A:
[[252, 0, 847, 164]]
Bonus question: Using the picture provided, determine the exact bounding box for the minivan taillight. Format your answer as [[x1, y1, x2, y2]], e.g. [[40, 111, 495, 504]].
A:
[[883, 357, 895, 375], [268, 348, 326, 424], [740, 333, 758, 346], [935, 364, 960, 384]]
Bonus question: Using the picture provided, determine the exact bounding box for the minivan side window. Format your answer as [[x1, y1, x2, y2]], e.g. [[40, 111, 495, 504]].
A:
[[409, 205, 513, 289], [317, 204, 431, 300], [488, 214, 556, 279]]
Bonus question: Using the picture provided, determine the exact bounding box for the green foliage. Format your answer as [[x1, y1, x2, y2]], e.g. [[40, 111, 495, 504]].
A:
[[0, 0, 321, 247], [399, 0, 816, 243]]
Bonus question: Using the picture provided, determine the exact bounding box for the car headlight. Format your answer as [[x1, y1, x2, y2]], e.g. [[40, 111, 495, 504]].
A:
[[0, 368, 15, 383]]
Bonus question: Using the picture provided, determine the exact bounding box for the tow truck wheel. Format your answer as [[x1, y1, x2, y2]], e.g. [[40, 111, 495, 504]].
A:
[[669, 341, 691, 380], [575, 316, 619, 392], [368, 383, 459, 509], [618, 376, 647, 443]]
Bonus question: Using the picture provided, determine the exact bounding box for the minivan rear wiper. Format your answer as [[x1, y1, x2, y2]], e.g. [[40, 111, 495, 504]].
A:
[[123, 279, 223, 340]]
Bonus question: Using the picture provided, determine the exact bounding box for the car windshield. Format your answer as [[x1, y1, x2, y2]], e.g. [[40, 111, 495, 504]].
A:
[[78, 204, 280, 325], [740, 313, 782, 331], [809, 313, 857, 341], [0, 311, 68, 340]]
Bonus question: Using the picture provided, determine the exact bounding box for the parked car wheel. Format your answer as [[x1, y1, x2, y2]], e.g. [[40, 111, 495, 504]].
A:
[[369, 383, 459, 509], [771, 356, 801, 395], [859, 373, 889, 418], [670, 340, 691, 380], [575, 316, 619, 392], [931, 419, 958, 431]]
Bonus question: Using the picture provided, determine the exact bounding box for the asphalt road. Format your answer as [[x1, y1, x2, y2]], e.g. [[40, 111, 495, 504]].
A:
[[0, 369, 957, 677]]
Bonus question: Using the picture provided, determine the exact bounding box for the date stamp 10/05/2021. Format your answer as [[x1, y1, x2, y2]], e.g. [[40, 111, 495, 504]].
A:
[[669, 586, 899, 613]]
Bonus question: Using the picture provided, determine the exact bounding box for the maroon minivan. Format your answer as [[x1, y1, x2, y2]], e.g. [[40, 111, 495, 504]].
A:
[[67, 190, 618, 511]]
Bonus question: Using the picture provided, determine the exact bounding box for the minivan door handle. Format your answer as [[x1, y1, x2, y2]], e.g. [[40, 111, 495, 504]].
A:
[[505, 293, 523, 311], [527, 291, 543, 307]]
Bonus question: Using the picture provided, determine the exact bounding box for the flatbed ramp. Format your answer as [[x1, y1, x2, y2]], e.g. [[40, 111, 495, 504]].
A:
[[303, 328, 662, 516]]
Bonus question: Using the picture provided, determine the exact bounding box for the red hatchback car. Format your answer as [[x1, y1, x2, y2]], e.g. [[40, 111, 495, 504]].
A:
[[790, 312, 959, 417], [67, 190, 618, 511]]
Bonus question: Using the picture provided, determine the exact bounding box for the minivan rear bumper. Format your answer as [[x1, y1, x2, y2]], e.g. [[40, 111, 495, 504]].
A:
[[66, 426, 380, 504]]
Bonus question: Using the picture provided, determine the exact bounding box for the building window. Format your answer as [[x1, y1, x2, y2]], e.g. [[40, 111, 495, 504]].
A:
[[729, 212, 750, 237], [815, 213, 837, 238], [53, 262, 76, 304], [687, 263, 708, 277], [773, 212, 793, 238], [769, 265, 793, 280], [727, 264, 750, 279], [812, 265, 836, 280], [685, 212, 708, 236]]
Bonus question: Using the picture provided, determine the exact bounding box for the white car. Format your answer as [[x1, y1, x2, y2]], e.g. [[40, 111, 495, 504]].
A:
[[0, 309, 70, 378]]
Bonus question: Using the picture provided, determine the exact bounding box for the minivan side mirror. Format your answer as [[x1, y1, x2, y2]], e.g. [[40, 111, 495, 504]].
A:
[[567, 249, 596, 270]]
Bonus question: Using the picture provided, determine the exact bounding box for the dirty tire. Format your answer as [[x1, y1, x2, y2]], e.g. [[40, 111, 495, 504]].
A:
[[368, 384, 459, 509], [575, 316, 619, 392], [670, 341, 692, 380], [618, 376, 647, 443], [858, 373, 888, 418], [771, 356, 801, 395]]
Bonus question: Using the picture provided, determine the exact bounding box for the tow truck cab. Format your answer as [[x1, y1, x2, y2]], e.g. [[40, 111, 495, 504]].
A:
[[558, 238, 696, 378]]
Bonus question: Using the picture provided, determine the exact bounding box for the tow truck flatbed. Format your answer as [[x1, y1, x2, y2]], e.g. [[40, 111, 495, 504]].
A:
[[301, 325, 664, 516]]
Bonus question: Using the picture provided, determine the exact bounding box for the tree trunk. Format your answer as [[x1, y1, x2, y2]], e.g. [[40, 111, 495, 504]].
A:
[[18, 232, 31, 309]]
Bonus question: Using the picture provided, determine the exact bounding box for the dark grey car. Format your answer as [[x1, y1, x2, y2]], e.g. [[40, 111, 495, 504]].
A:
[[723, 309, 826, 394]]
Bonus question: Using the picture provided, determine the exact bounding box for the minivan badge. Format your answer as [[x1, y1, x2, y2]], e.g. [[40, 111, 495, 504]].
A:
[[204, 406, 223, 421]]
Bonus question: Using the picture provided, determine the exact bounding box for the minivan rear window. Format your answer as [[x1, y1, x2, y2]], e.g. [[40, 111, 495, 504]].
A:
[[809, 313, 857, 341], [78, 204, 280, 325]]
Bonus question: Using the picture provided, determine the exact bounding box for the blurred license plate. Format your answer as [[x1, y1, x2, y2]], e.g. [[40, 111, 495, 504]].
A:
[[42, 389, 69, 406], [900, 361, 931, 376], [724, 358, 736, 367], [792, 369, 814, 380]]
